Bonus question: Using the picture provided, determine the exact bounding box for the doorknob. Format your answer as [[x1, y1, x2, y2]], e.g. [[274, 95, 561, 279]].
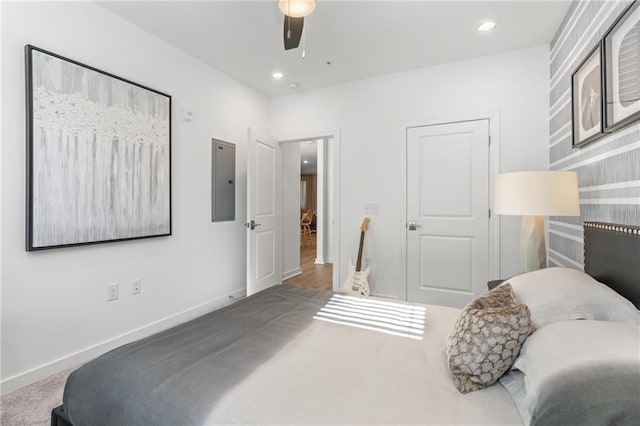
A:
[[407, 221, 422, 231], [245, 220, 262, 230]]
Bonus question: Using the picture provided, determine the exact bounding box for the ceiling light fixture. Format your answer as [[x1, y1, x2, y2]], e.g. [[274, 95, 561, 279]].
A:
[[279, 0, 316, 18], [303, 160, 309, 164], [288, 83, 300, 89], [478, 20, 497, 32], [272, 71, 284, 80]]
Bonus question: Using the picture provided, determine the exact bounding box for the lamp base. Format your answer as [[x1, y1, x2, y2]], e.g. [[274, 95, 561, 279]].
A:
[[520, 215, 546, 272]]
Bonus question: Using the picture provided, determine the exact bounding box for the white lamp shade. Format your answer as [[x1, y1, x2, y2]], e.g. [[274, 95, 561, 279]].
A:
[[279, 0, 316, 18], [494, 171, 580, 216]]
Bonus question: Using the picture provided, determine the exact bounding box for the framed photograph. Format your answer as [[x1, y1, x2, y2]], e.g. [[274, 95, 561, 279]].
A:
[[603, 0, 640, 132], [571, 43, 605, 148], [26, 45, 172, 251]]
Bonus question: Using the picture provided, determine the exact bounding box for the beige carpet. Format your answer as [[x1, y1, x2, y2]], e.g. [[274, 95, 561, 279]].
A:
[[1, 366, 76, 426]]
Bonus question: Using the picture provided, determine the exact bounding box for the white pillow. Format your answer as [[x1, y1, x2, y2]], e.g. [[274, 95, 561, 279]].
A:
[[502, 320, 640, 425], [506, 267, 639, 327]]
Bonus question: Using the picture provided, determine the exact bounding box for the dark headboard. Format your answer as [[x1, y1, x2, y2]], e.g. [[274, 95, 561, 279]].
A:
[[584, 222, 640, 308]]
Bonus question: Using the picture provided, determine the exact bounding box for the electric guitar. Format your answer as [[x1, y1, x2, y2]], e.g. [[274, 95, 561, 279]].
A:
[[343, 218, 371, 296]]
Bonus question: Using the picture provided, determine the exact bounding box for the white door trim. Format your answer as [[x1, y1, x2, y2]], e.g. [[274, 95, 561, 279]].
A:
[[315, 138, 327, 265], [276, 129, 342, 292], [397, 112, 501, 301]]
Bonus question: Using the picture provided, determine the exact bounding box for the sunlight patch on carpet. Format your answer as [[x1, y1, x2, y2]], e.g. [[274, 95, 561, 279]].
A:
[[314, 294, 426, 339]]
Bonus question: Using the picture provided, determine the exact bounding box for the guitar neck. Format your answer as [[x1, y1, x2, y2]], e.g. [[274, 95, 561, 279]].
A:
[[355, 231, 365, 272]]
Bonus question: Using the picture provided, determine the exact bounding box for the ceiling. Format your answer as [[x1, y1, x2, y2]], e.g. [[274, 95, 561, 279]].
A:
[[99, 1, 571, 97], [300, 141, 317, 174]]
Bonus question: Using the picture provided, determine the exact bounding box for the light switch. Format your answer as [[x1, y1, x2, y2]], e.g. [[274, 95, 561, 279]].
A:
[[364, 203, 379, 214]]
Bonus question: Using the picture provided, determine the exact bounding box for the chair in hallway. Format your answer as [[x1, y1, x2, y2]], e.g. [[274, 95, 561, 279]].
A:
[[301, 209, 314, 246]]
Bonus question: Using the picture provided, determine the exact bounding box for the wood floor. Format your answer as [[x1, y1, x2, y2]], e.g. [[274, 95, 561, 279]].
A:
[[283, 234, 333, 291]]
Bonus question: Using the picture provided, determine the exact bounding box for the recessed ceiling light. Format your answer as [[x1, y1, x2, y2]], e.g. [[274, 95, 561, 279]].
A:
[[272, 71, 284, 80], [303, 160, 309, 164], [478, 20, 497, 32], [288, 83, 299, 89]]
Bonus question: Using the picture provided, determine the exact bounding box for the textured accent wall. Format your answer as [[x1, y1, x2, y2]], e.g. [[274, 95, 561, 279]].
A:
[[549, 0, 640, 269]]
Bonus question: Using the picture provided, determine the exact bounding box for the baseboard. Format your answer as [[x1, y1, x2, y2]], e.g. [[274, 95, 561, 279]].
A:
[[314, 258, 325, 265], [282, 267, 302, 280], [0, 288, 246, 395]]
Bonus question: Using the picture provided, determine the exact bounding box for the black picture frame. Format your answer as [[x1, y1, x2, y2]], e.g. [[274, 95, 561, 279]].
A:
[[571, 42, 606, 148], [25, 45, 172, 251], [602, 0, 640, 132]]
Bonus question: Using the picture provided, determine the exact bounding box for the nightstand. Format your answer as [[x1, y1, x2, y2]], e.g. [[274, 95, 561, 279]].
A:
[[487, 279, 505, 291]]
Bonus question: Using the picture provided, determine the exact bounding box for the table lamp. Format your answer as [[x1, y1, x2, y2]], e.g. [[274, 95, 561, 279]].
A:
[[494, 171, 580, 272]]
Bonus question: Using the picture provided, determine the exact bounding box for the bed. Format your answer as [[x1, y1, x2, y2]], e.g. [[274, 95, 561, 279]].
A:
[[52, 222, 640, 425]]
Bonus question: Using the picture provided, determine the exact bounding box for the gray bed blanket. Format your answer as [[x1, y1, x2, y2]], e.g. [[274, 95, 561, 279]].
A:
[[63, 285, 522, 425], [64, 286, 332, 426]]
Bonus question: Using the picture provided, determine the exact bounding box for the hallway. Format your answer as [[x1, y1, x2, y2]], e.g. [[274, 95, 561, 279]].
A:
[[283, 234, 332, 291]]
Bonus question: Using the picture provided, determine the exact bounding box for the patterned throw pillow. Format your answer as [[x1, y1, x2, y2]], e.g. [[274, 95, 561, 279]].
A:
[[446, 283, 534, 394]]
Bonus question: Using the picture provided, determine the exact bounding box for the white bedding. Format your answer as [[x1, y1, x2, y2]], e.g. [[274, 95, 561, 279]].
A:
[[206, 294, 522, 425], [64, 287, 522, 425]]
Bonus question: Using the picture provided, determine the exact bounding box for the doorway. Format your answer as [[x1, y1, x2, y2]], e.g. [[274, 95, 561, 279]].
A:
[[280, 137, 337, 291], [403, 118, 498, 307]]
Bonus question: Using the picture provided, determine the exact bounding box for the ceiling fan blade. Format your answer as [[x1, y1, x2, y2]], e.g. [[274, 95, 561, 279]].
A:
[[283, 16, 304, 50]]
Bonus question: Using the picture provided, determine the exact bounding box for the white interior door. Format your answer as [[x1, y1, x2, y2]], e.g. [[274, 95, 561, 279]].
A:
[[247, 129, 281, 296], [406, 120, 490, 307]]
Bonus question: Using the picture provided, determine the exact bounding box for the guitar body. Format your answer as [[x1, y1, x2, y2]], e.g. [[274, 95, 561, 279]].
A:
[[342, 218, 371, 297], [343, 259, 370, 296]]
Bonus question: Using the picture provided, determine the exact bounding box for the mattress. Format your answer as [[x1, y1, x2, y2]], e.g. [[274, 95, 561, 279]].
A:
[[63, 285, 522, 425]]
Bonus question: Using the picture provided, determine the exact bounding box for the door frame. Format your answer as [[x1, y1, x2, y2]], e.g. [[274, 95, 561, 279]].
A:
[[276, 129, 342, 292], [397, 112, 501, 301]]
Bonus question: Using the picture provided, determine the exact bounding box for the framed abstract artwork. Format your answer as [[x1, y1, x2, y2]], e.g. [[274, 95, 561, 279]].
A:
[[571, 43, 605, 148], [25, 45, 171, 251], [603, 0, 640, 132]]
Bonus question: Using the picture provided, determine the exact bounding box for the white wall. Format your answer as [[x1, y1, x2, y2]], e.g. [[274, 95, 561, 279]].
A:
[[281, 143, 301, 278], [1, 1, 268, 392], [270, 45, 550, 298]]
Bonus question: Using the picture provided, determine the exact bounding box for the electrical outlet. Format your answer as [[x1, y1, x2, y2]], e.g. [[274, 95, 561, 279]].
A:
[[132, 279, 142, 295], [107, 282, 119, 302]]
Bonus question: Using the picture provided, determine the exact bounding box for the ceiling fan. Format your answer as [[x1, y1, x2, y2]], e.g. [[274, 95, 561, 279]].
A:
[[279, 0, 316, 51]]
